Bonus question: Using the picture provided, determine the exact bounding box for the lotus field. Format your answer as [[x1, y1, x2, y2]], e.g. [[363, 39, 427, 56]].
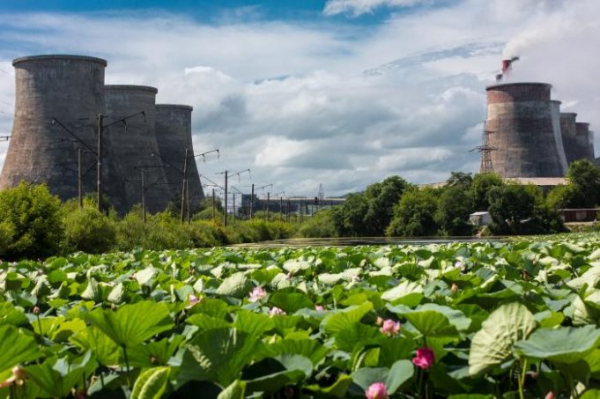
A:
[[1, 236, 600, 398]]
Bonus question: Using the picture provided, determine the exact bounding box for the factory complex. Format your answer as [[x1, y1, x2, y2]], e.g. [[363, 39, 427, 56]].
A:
[[0, 55, 203, 215], [0, 55, 597, 215]]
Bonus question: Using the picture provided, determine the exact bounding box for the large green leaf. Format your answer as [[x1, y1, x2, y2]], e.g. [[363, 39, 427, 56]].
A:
[[351, 359, 414, 394], [70, 326, 121, 366], [25, 353, 95, 398], [0, 302, 28, 326], [215, 272, 251, 298], [243, 354, 312, 393], [469, 303, 536, 375], [86, 301, 174, 347], [217, 380, 246, 399], [131, 367, 170, 399], [322, 302, 373, 335], [178, 327, 260, 387], [514, 325, 600, 364], [0, 325, 41, 374], [387, 303, 471, 337]]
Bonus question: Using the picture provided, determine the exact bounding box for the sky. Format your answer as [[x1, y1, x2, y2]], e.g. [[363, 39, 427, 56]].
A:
[[0, 0, 599, 198]]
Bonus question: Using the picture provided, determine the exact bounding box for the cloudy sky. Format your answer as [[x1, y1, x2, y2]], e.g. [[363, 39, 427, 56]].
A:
[[0, 0, 599, 198]]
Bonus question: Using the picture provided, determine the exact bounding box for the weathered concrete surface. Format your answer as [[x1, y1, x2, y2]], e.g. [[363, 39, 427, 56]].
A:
[[104, 85, 172, 214], [155, 104, 204, 212], [575, 122, 594, 162], [560, 112, 579, 165], [0, 55, 106, 199], [486, 83, 566, 177], [550, 101, 568, 173]]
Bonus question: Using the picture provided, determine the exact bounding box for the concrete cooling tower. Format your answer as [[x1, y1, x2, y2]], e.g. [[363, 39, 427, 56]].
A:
[[104, 85, 172, 214], [560, 112, 579, 165], [155, 104, 204, 212], [486, 82, 567, 178], [0, 55, 106, 199], [550, 100, 568, 173], [576, 122, 594, 161]]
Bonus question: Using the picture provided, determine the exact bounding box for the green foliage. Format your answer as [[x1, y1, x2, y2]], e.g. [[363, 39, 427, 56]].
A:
[[331, 176, 410, 237], [435, 186, 474, 236], [386, 188, 439, 237], [296, 209, 337, 238], [471, 172, 504, 211], [1, 235, 600, 396], [63, 205, 117, 253], [567, 159, 600, 207], [0, 182, 63, 259]]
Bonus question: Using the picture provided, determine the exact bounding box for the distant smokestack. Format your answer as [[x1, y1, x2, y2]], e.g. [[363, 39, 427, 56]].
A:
[[497, 56, 520, 82]]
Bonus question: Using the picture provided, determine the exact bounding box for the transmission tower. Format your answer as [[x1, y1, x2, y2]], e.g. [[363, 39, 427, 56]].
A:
[[470, 124, 497, 173]]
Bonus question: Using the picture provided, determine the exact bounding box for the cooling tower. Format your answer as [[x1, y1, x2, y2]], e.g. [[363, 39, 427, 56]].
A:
[[550, 100, 568, 173], [486, 82, 566, 177], [576, 122, 594, 161], [155, 104, 204, 212], [0, 55, 106, 199], [104, 85, 172, 214], [560, 112, 578, 165]]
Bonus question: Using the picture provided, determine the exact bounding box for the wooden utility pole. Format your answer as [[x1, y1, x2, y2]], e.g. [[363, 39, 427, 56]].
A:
[[141, 168, 147, 223], [180, 148, 189, 223], [77, 148, 83, 210], [96, 114, 104, 212], [250, 183, 255, 220]]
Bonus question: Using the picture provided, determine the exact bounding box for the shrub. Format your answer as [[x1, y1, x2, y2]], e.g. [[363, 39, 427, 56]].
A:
[[297, 210, 337, 238], [0, 182, 63, 259], [63, 206, 117, 253]]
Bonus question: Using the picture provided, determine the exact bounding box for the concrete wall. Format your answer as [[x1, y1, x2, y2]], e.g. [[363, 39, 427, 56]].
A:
[[104, 85, 172, 214], [486, 82, 566, 177], [155, 104, 204, 212], [0, 55, 106, 199]]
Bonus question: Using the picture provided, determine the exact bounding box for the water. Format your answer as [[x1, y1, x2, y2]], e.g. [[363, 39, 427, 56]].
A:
[[230, 236, 505, 248]]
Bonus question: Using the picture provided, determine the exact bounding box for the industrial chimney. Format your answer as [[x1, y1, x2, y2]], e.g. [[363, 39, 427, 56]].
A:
[[486, 82, 567, 177], [575, 122, 594, 161], [550, 100, 568, 173], [0, 55, 106, 198], [155, 104, 204, 212], [104, 85, 172, 214]]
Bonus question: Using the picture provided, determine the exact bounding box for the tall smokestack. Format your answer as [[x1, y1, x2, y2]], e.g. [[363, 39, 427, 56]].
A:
[[0, 55, 106, 199], [575, 122, 594, 162], [486, 82, 566, 177], [550, 100, 568, 173], [560, 113, 578, 165]]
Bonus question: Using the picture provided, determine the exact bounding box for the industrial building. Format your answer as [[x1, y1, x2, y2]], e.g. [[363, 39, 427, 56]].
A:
[[0, 54, 204, 215], [478, 59, 595, 180]]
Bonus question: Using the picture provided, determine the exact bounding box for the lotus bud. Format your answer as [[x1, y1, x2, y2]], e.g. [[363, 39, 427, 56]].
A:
[[451, 283, 459, 294], [32, 306, 40, 315], [366, 382, 388, 399]]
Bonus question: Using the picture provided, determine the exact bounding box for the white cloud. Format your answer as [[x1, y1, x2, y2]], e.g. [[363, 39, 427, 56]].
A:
[[0, 0, 599, 197], [323, 0, 430, 16]]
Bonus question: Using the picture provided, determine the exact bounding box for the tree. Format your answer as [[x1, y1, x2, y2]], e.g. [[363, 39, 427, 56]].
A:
[[0, 182, 64, 259], [565, 159, 600, 208], [331, 193, 369, 236], [386, 188, 439, 237], [487, 184, 565, 235], [446, 172, 473, 189], [435, 186, 474, 236], [471, 173, 504, 211]]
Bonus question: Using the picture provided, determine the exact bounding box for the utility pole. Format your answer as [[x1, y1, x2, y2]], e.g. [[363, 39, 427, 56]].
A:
[[266, 192, 270, 221], [180, 148, 189, 223], [224, 170, 228, 226], [78, 148, 83, 210], [96, 114, 104, 212], [141, 168, 146, 223], [250, 183, 255, 220], [212, 188, 216, 220]]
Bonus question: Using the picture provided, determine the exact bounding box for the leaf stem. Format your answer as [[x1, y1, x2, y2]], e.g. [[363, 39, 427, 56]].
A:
[[518, 359, 527, 399], [122, 345, 131, 387]]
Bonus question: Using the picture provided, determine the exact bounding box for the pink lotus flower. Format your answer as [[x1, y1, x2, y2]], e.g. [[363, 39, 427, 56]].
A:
[[185, 294, 202, 309], [545, 392, 554, 399], [268, 307, 286, 317], [454, 260, 465, 270], [380, 319, 401, 336], [315, 305, 325, 311], [249, 286, 267, 302], [365, 382, 388, 399], [412, 347, 435, 369]]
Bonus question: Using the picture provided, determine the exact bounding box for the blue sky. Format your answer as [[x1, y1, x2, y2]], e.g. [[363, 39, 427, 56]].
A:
[[0, 0, 599, 197]]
